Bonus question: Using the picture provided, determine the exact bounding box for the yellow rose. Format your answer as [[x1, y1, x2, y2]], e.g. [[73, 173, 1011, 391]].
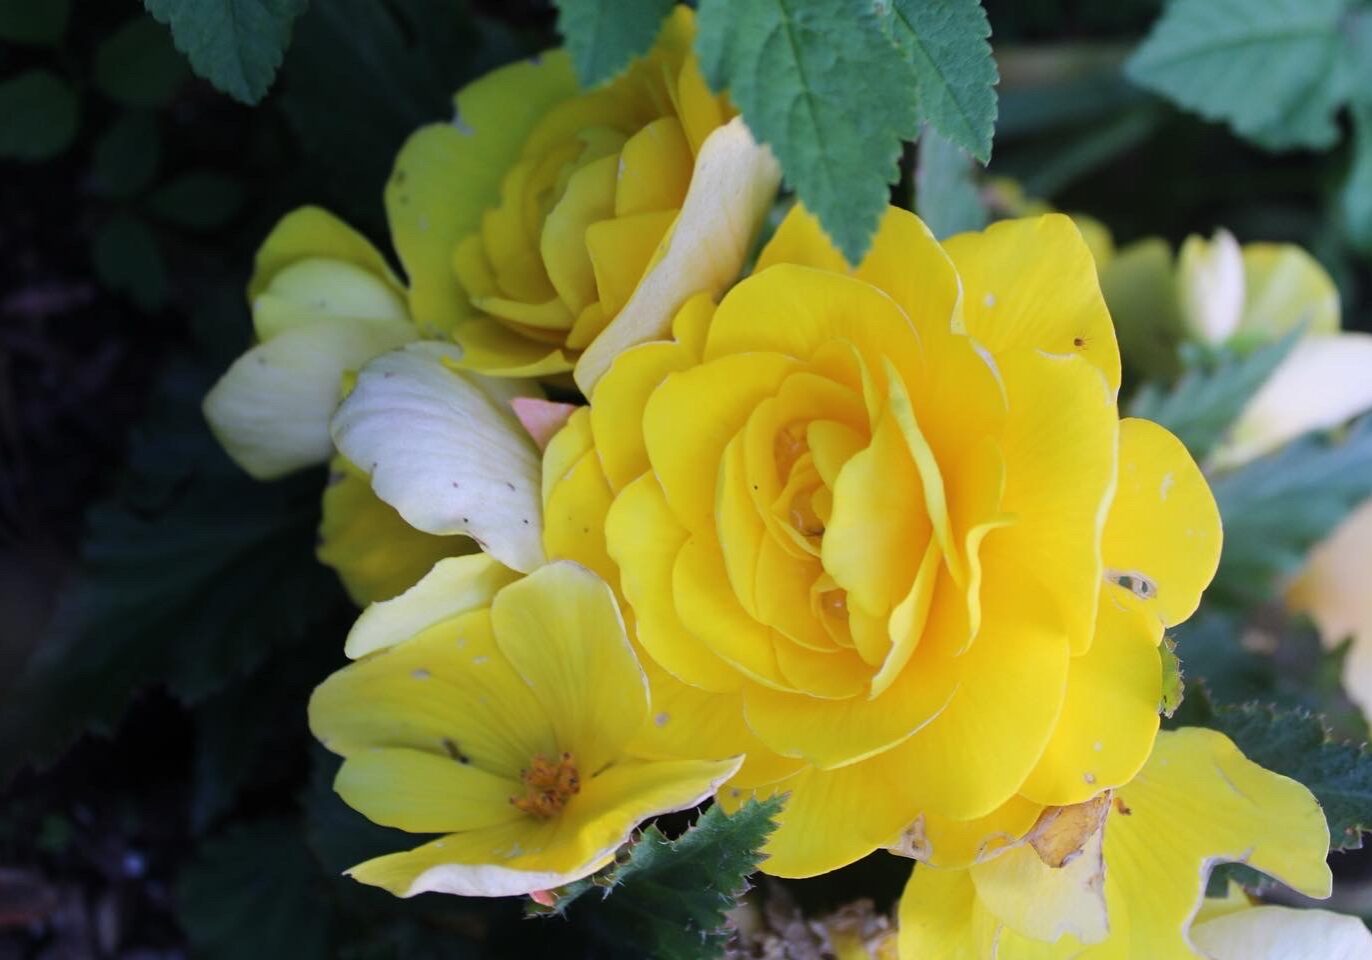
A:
[[385, 5, 779, 389], [542, 205, 1223, 877]]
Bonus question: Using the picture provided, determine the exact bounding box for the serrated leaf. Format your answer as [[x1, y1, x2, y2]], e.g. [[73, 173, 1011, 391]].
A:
[[94, 16, 188, 107], [178, 819, 333, 960], [0, 359, 342, 781], [884, 0, 998, 162], [551, 797, 782, 959], [1209, 415, 1372, 607], [914, 127, 988, 239], [0, 69, 78, 162], [695, 0, 920, 263], [555, 0, 673, 87], [142, 0, 309, 105], [1126, 0, 1352, 152], [1128, 328, 1301, 461], [1202, 703, 1372, 850]]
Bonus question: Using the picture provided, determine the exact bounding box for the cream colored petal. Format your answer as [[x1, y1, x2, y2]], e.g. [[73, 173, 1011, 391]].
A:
[[203, 317, 415, 480], [330, 343, 546, 572], [1178, 229, 1244, 346], [573, 117, 781, 393], [1191, 905, 1372, 960]]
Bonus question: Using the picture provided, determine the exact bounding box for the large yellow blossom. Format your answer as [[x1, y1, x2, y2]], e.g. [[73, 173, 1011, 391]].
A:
[[385, 5, 778, 388], [309, 557, 740, 897], [896, 728, 1339, 959], [541, 205, 1223, 876]]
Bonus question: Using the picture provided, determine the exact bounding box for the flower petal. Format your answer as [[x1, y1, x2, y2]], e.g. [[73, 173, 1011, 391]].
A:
[[248, 205, 402, 303], [334, 747, 520, 833], [1018, 583, 1163, 807], [385, 54, 577, 336], [897, 865, 1000, 960], [491, 562, 647, 772], [330, 344, 546, 572], [1214, 333, 1372, 468], [309, 608, 556, 779], [344, 552, 519, 659], [1238, 241, 1341, 343], [574, 117, 781, 393], [204, 317, 415, 480], [1192, 905, 1372, 960], [944, 214, 1121, 395], [1103, 417, 1222, 628]]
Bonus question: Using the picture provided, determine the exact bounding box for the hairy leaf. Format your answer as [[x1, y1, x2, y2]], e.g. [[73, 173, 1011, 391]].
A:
[[555, 0, 673, 87], [915, 127, 988, 239], [545, 798, 783, 959], [1209, 416, 1372, 606], [1126, 0, 1352, 151], [695, 0, 920, 263], [143, 0, 309, 104], [884, 0, 998, 162], [1128, 329, 1300, 461]]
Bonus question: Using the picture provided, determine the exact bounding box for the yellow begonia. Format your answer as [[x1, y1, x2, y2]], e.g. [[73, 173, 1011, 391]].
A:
[[897, 728, 1334, 959], [308, 557, 740, 898], [385, 5, 779, 388], [541, 205, 1223, 877]]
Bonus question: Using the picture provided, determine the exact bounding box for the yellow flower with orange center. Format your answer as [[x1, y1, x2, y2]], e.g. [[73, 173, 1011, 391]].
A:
[[541, 205, 1224, 877]]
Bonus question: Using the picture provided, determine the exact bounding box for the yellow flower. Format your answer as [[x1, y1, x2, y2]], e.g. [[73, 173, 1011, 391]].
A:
[[541, 205, 1223, 876], [897, 728, 1336, 959], [384, 5, 779, 389], [308, 557, 741, 897], [203, 207, 417, 481]]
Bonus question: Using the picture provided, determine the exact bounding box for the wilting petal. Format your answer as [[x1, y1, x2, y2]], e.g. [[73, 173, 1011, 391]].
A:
[[204, 316, 415, 479], [330, 344, 545, 572]]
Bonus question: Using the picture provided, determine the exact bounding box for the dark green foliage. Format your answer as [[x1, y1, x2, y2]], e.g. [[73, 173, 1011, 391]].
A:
[[142, 0, 309, 104], [0, 69, 79, 161], [178, 819, 334, 960], [543, 798, 783, 959], [94, 16, 188, 107], [1209, 416, 1372, 606], [1128, 330, 1301, 462], [555, 0, 674, 86]]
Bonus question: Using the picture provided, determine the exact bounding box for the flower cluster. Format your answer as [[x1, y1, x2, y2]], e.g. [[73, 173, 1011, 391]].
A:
[[202, 7, 1372, 956]]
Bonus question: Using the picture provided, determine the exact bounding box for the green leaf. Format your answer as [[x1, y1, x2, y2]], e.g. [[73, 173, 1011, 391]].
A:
[[547, 797, 782, 959], [178, 819, 333, 960], [142, 0, 310, 105], [92, 112, 162, 199], [883, 0, 998, 162], [695, 0, 921, 264], [555, 0, 674, 87], [91, 214, 167, 310], [94, 16, 188, 107], [914, 127, 988, 239], [1341, 99, 1372, 253], [148, 171, 245, 230], [1128, 328, 1301, 462], [1209, 416, 1372, 606], [1159, 636, 1184, 718], [0, 69, 79, 161], [1199, 703, 1372, 850], [0, 359, 342, 780], [0, 0, 69, 45], [1098, 237, 1184, 382], [1125, 0, 1352, 152]]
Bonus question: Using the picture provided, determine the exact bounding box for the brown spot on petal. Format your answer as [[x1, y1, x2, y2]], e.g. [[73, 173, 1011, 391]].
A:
[[1027, 792, 1111, 869]]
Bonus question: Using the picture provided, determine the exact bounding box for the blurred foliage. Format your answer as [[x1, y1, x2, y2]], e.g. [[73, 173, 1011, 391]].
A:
[[6, 0, 1372, 955]]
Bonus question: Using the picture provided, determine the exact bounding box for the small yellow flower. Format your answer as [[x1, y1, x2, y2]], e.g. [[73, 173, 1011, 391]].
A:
[[309, 557, 741, 898], [897, 728, 1336, 958], [542, 205, 1224, 876], [384, 5, 779, 388]]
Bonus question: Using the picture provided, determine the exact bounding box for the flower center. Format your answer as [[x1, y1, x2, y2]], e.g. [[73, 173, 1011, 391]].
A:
[[511, 752, 581, 819]]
